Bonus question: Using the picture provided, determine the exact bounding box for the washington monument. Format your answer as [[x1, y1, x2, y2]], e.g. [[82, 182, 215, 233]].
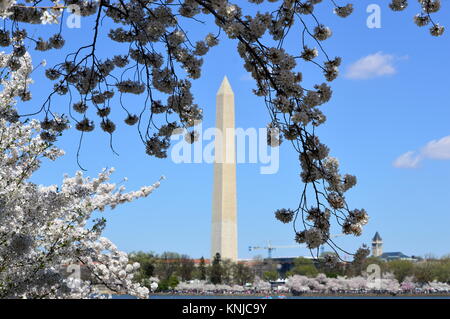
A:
[[211, 76, 238, 262]]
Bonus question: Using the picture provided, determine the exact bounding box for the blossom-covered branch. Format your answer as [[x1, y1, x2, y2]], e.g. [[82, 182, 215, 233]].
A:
[[0, 0, 444, 262], [0, 49, 162, 298]]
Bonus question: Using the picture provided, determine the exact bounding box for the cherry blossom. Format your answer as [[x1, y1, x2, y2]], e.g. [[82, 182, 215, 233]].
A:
[[0, 50, 161, 298]]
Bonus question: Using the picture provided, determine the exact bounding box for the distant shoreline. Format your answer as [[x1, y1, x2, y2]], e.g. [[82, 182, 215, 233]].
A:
[[109, 292, 450, 299]]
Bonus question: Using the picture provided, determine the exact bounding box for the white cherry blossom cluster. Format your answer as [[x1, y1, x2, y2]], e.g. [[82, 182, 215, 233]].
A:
[[174, 273, 450, 294], [0, 50, 32, 120], [0, 50, 161, 298], [285, 273, 450, 294], [0, 0, 15, 18], [175, 279, 269, 293]]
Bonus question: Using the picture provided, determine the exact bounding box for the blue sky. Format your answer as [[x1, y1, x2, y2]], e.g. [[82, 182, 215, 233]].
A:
[[22, 1, 450, 260]]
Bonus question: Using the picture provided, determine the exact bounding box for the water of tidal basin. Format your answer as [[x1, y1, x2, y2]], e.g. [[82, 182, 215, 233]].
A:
[[112, 295, 450, 299]]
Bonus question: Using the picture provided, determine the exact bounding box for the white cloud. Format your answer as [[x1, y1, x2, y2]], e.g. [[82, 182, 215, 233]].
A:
[[394, 136, 450, 169], [345, 52, 398, 80], [422, 136, 450, 160], [393, 151, 421, 169]]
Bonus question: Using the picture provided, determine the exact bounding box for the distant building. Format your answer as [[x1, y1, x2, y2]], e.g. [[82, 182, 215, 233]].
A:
[[239, 256, 316, 277], [371, 232, 418, 261], [192, 258, 210, 265], [269, 257, 300, 275], [379, 252, 412, 261], [372, 232, 383, 257]]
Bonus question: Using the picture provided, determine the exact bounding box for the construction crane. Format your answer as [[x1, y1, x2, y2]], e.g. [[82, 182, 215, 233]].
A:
[[248, 241, 298, 259], [249, 234, 345, 259]]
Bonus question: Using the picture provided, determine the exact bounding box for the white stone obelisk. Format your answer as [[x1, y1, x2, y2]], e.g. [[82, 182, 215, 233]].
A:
[[211, 76, 238, 262]]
